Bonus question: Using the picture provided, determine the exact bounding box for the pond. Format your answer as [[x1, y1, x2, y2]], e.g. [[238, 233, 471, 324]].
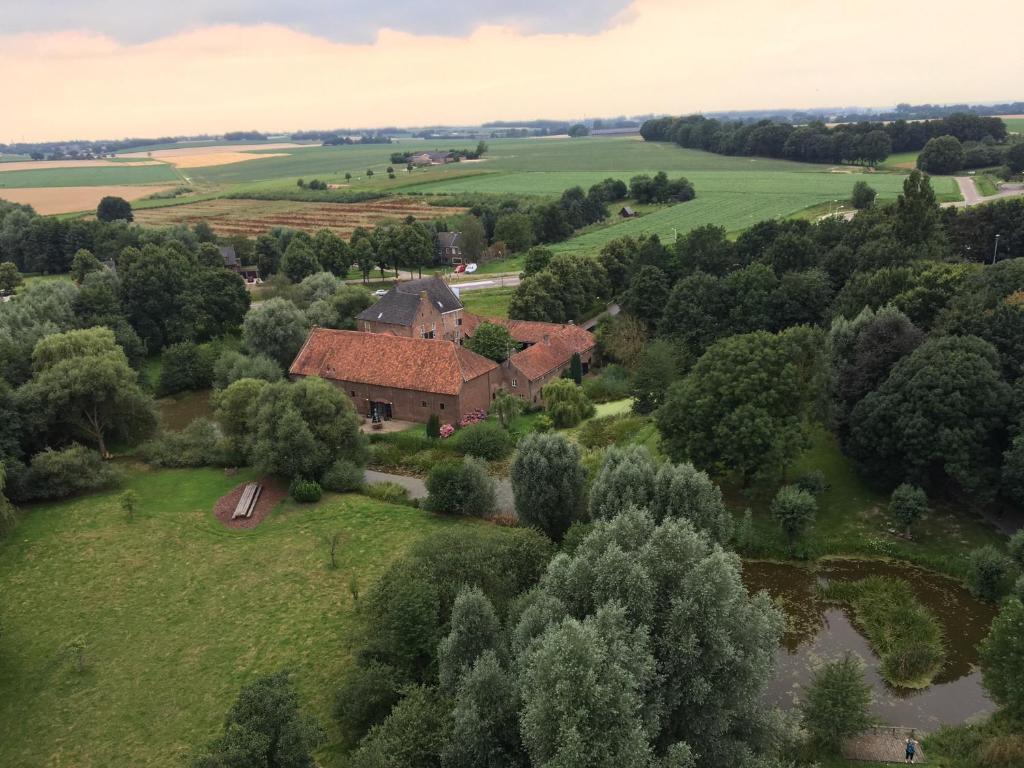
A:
[[156, 389, 214, 431], [742, 559, 997, 731]]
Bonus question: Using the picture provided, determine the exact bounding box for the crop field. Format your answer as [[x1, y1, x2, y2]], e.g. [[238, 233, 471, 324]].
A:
[[0, 466, 480, 768], [1000, 116, 1024, 133], [0, 163, 181, 189], [0, 184, 181, 215], [133, 196, 467, 237]]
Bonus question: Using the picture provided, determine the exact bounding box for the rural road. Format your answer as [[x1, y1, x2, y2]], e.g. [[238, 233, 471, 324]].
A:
[[948, 176, 1024, 207], [447, 273, 521, 292]]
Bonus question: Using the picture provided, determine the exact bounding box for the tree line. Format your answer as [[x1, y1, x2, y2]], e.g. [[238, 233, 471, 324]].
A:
[[640, 112, 1008, 165]]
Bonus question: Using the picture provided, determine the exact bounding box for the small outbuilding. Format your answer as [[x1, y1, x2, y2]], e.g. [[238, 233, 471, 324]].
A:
[[619, 206, 638, 218]]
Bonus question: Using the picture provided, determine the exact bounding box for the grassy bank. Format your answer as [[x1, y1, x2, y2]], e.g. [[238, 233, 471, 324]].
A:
[[824, 576, 946, 688], [0, 466, 480, 768]]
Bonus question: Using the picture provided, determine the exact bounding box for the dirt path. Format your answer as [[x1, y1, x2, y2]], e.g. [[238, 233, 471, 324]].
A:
[[842, 727, 925, 763]]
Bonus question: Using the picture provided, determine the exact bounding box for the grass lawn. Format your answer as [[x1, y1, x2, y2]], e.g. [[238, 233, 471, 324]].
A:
[[729, 426, 1007, 580], [974, 173, 999, 196], [0, 466, 483, 768], [460, 285, 517, 317]]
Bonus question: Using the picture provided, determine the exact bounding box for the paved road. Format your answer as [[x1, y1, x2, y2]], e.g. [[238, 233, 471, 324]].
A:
[[448, 274, 521, 293], [948, 176, 1024, 208]]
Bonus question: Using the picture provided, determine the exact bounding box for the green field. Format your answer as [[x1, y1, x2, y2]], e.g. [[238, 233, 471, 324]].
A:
[[460, 285, 517, 317], [0, 164, 181, 188], [0, 466, 481, 768], [1003, 117, 1024, 134]]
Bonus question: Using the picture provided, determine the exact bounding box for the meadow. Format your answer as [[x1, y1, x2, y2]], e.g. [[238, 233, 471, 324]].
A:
[[0, 466, 482, 768]]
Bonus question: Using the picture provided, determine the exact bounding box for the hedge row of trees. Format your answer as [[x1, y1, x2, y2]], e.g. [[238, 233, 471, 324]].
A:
[[640, 112, 1008, 165]]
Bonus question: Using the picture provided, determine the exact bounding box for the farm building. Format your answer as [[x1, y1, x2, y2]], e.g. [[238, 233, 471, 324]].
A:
[[356, 275, 466, 342], [619, 206, 638, 218], [289, 328, 502, 423], [435, 231, 464, 265], [218, 245, 260, 283], [409, 151, 454, 166]]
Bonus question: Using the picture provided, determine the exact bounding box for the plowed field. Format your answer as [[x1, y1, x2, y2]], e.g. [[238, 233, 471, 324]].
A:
[[133, 197, 466, 236]]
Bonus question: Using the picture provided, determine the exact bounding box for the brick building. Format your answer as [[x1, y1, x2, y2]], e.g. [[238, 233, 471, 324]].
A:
[[355, 276, 465, 342], [289, 328, 502, 423]]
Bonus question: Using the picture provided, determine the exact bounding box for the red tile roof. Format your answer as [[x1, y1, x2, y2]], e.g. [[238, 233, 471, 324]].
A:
[[289, 329, 498, 396], [463, 313, 587, 346], [509, 325, 596, 382]]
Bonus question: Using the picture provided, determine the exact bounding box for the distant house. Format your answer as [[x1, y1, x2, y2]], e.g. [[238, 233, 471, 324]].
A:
[[408, 151, 453, 167], [289, 329, 503, 423], [619, 206, 638, 218], [218, 245, 260, 284], [356, 276, 466, 342], [436, 232, 464, 265]]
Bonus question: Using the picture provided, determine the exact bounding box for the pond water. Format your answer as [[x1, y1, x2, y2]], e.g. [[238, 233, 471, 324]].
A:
[[742, 559, 997, 730]]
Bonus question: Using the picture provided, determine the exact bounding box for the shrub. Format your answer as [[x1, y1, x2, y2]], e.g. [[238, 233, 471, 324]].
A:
[[158, 342, 213, 396], [533, 415, 553, 433], [363, 481, 414, 506], [577, 414, 649, 449], [457, 409, 487, 428], [426, 413, 441, 439], [424, 457, 496, 517], [322, 459, 364, 492], [15, 444, 121, 501], [511, 432, 587, 541], [138, 418, 226, 468], [451, 421, 513, 460], [980, 598, 1024, 720], [967, 546, 1012, 601], [801, 655, 873, 749], [440, 423, 455, 439], [1008, 529, 1024, 569], [542, 378, 595, 428], [851, 180, 877, 209], [582, 365, 631, 403], [888, 483, 928, 536], [333, 663, 404, 746], [793, 469, 827, 497], [289, 477, 322, 503]]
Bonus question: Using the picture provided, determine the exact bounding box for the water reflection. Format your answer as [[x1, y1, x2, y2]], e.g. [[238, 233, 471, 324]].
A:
[[742, 559, 997, 730]]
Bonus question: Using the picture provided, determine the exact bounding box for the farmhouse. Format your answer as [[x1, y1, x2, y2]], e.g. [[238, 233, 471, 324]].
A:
[[218, 245, 260, 283], [436, 231, 464, 265], [408, 151, 454, 166], [356, 275, 465, 342], [289, 328, 502, 423]]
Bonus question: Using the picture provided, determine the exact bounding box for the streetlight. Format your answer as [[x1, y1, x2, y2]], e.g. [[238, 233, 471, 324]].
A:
[[992, 233, 1002, 265]]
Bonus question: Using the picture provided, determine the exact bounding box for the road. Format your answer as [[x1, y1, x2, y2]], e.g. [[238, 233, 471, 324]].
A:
[[948, 176, 1024, 208], [446, 273, 521, 292]]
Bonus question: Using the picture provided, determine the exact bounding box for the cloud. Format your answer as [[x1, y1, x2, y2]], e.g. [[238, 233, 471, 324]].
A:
[[0, 0, 634, 43], [1, 0, 1021, 142]]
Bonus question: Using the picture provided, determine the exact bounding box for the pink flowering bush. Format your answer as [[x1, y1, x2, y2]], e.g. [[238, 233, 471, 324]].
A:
[[440, 423, 455, 439], [458, 409, 487, 428]]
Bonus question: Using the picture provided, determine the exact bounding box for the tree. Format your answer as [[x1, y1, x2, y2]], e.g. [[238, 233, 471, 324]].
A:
[[847, 336, 1011, 498], [120, 244, 191, 350], [96, 196, 133, 222], [894, 170, 942, 249], [0, 262, 21, 293], [917, 135, 965, 174], [70, 249, 102, 283], [158, 342, 213, 396], [457, 215, 487, 262], [1007, 142, 1024, 175], [771, 485, 817, 545], [491, 390, 523, 430], [465, 321, 517, 362], [567, 123, 590, 138], [621, 265, 670, 328], [541, 378, 595, 427], [1004, 434, 1024, 508], [888, 483, 927, 537], [980, 598, 1024, 719], [569, 352, 582, 384], [424, 457, 496, 517], [511, 432, 587, 541], [242, 298, 309, 366], [437, 586, 500, 693], [801, 655, 873, 750], [425, 413, 441, 439], [16, 327, 155, 457], [191, 671, 325, 768], [630, 340, 681, 414], [349, 686, 450, 768], [280, 239, 320, 283], [851, 180, 877, 209], [857, 130, 892, 165], [119, 489, 139, 521], [254, 233, 283, 277], [493, 213, 534, 253], [352, 238, 376, 283], [967, 545, 1011, 601], [522, 246, 553, 277], [657, 327, 824, 485], [179, 268, 250, 342], [312, 229, 350, 277], [443, 651, 521, 768]]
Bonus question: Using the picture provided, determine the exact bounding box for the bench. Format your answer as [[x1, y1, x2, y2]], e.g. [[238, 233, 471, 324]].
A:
[[232, 483, 262, 519]]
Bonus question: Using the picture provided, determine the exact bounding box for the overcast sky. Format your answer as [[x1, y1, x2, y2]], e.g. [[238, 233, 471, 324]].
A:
[[2, 0, 1022, 141]]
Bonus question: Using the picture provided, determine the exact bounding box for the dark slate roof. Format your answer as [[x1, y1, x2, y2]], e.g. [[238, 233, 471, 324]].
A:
[[218, 245, 238, 267], [356, 276, 463, 326], [436, 232, 460, 249]]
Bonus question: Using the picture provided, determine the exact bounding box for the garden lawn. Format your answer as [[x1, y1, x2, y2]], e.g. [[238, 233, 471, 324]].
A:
[[460, 285, 517, 317], [730, 426, 1007, 579], [0, 466, 479, 768]]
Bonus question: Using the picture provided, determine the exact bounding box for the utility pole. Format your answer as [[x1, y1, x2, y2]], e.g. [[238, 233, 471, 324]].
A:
[[992, 233, 1002, 265]]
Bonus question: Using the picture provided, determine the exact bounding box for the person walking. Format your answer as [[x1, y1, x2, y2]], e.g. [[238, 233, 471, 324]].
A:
[[905, 737, 917, 764]]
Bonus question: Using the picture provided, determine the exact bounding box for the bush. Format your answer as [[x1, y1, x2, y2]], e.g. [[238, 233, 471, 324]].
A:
[[289, 477, 322, 503], [889, 483, 928, 536], [138, 418, 226, 468], [801, 655, 873, 750], [793, 470, 828, 497], [576, 413, 648, 449], [158, 342, 214, 396], [511, 432, 587, 541], [333, 663, 404, 746], [533, 415, 553, 433], [967, 545, 1012, 601], [980, 598, 1024, 720], [851, 180, 876, 209], [363, 481, 414, 506], [322, 459, 364, 492], [426, 413, 441, 439], [770, 485, 817, 545], [424, 457, 496, 517], [14, 444, 121, 501], [582, 365, 631, 403], [451, 421, 513, 460], [212, 350, 282, 389]]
